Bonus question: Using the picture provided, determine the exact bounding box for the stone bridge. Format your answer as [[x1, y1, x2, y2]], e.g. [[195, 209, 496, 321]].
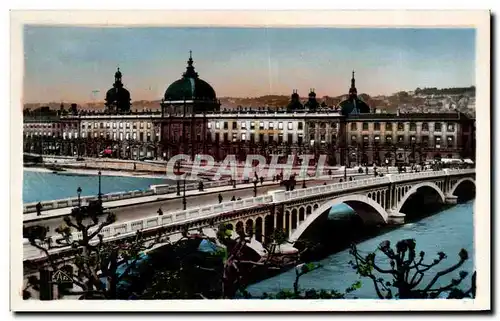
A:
[[23, 168, 475, 264]]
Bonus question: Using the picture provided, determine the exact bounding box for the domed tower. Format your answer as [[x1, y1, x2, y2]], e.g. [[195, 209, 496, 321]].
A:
[[304, 89, 319, 111], [338, 70, 370, 116], [286, 89, 303, 111], [105, 67, 131, 113], [161, 51, 220, 114]]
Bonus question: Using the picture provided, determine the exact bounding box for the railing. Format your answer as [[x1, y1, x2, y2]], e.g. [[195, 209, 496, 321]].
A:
[[23, 168, 475, 260]]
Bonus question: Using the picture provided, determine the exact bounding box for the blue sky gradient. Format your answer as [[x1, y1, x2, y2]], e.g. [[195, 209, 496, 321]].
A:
[[23, 27, 475, 103]]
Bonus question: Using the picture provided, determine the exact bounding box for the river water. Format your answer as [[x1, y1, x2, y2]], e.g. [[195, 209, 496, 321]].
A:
[[247, 200, 475, 298], [23, 170, 173, 203]]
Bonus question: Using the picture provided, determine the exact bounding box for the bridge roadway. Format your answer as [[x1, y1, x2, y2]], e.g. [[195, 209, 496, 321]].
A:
[[23, 174, 354, 235]]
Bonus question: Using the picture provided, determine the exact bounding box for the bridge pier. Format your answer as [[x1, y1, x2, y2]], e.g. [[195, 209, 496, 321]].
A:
[[387, 211, 406, 225], [445, 194, 458, 205]]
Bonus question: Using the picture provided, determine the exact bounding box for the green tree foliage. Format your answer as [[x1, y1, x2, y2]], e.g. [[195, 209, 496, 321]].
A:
[[349, 239, 475, 299]]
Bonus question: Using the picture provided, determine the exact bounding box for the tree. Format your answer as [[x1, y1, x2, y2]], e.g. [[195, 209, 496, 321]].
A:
[[23, 203, 173, 299], [349, 239, 475, 299]]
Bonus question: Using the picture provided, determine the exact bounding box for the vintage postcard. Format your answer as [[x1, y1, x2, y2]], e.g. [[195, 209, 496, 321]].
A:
[[10, 10, 490, 312]]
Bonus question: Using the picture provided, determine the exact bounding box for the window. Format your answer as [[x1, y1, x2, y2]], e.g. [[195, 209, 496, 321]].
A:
[[207, 122, 212, 129], [397, 122, 404, 131], [331, 134, 337, 142], [241, 122, 246, 129], [269, 135, 274, 143], [132, 132, 137, 140], [435, 136, 441, 148], [223, 122, 228, 130], [223, 133, 228, 142], [362, 122, 369, 131], [259, 133, 264, 142], [250, 133, 255, 142], [298, 134, 303, 145], [374, 135, 380, 144], [288, 122, 293, 130], [106, 122, 110, 129], [215, 121, 220, 129], [82, 132, 87, 138], [422, 122, 429, 131], [68, 132, 72, 139], [309, 123, 315, 129], [386, 135, 392, 143], [331, 122, 337, 130], [113, 132, 117, 140], [126, 133, 130, 140], [140, 132, 144, 141], [397, 135, 404, 144], [241, 133, 246, 141], [259, 122, 264, 130], [310, 134, 314, 141], [94, 132, 98, 138], [140, 122, 144, 129], [434, 123, 442, 132], [147, 123, 151, 129], [374, 122, 380, 131], [113, 123, 117, 129], [351, 135, 357, 142], [94, 123, 98, 129], [410, 136, 416, 143], [320, 122, 326, 129], [447, 136, 454, 147], [146, 132, 151, 142], [422, 136, 429, 146], [362, 135, 369, 145], [288, 133, 293, 142], [215, 133, 220, 142], [126, 123, 130, 129], [278, 122, 283, 130], [81, 123, 86, 129], [269, 122, 274, 129], [278, 133, 283, 144], [133, 123, 137, 129], [232, 122, 237, 130], [350, 123, 357, 131], [447, 123, 455, 132], [105, 133, 110, 139], [250, 122, 255, 130], [119, 132, 123, 140], [385, 123, 392, 131], [298, 122, 303, 130]]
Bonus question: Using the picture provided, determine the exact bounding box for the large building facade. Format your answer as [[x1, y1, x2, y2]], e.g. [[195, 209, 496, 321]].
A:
[[22, 54, 476, 166]]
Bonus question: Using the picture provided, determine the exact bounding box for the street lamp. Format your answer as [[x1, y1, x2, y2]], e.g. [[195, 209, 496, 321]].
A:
[[98, 171, 102, 203], [77, 186, 82, 208], [182, 178, 187, 210]]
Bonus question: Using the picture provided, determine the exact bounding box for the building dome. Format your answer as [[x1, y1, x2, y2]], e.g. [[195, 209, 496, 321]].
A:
[[338, 70, 371, 116], [287, 89, 303, 111], [105, 67, 131, 113], [164, 52, 217, 102]]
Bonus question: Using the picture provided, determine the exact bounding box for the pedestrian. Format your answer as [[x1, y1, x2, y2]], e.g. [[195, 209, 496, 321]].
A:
[[157, 208, 163, 216], [260, 176, 264, 185], [36, 202, 42, 217], [231, 195, 236, 201], [218, 193, 223, 204]]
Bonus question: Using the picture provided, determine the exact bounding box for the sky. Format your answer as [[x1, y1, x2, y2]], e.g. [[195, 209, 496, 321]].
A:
[[23, 27, 476, 104]]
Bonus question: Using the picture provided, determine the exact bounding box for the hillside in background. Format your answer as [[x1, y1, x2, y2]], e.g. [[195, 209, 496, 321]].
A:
[[23, 86, 476, 117]]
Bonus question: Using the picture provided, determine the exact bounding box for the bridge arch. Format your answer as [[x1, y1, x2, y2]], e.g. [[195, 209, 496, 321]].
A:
[[449, 177, 476, 196], [395, 182, 445, 213], [289, 194, 388, 242]]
